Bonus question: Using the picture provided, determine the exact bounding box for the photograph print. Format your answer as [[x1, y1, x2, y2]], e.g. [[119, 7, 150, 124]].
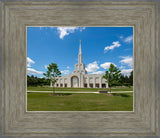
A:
[[27, 27, 133, 111]]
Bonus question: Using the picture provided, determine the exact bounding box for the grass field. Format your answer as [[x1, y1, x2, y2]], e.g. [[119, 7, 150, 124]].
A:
[[27, 86, 133, 92], [27, 92, 133, 111]]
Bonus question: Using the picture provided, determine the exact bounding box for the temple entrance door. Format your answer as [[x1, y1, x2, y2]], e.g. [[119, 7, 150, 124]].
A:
[[71, 76, 79, 87]]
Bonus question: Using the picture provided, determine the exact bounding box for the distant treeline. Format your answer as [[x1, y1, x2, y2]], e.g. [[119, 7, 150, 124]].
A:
[[113, 71, 133, 87], [27, 75, 50, 86]]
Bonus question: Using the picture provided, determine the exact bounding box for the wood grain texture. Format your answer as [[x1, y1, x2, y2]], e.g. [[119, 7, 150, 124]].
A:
[[1, 1, 159, 137]]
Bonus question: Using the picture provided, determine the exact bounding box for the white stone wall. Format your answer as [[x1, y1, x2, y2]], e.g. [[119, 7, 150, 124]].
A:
[[52, 73, 108, 88]]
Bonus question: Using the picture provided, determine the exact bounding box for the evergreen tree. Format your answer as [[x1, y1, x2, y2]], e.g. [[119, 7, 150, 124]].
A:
[[129, 71, 133, 86]]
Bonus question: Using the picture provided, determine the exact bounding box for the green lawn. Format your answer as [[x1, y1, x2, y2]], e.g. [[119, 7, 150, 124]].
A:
[[27, 92, 133, 111], [27, 86, 133, 92]]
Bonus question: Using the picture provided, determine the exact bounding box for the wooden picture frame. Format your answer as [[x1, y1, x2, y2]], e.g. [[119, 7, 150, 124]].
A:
[[1, 1, 159, 137]]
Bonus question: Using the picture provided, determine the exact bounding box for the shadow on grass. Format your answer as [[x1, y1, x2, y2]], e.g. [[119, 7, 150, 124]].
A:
[[112, 93, 131, 97], [58, 93, 72, 96], [49, 93, 72, 96]]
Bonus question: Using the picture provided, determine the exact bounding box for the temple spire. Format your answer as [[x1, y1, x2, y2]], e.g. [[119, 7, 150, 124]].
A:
[[78, 40, 82, 64], [79, 39, 82, 54]]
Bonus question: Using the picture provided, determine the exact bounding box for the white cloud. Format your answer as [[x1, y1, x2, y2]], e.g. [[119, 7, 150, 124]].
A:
[[124, 35, 133, 43], [119, 66, 125, 69], [61, 70, 70, 75], [120, 56, 133, 68], [27, 57, 35, 67], [92, 71, 104, 74], [27, 68, 43, 75], [57, 27, 85, 39], [86, 61, 100, 72], [100, 62, 116, 69], [44, 65, 48, 69], [27, 57, 43, 75], [79, 27, 85, 32], [121, 69, 133, 76], [104, 41, 121, 52], [66, 66, 70, 69]]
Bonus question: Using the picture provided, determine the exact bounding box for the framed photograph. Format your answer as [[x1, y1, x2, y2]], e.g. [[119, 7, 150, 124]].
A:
[[1, 1, 159, 137], [27, 26, 134, 112]]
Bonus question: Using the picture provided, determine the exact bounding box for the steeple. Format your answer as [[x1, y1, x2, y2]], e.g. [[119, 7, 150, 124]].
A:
[[73, 40, 87, 75], [78, 40, 82, 64], [79, 39, 82, 54]]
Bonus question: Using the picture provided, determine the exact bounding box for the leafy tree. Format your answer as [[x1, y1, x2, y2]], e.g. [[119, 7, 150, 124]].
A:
[[43, 63, 61, 94], [103, 63, 121, 92]]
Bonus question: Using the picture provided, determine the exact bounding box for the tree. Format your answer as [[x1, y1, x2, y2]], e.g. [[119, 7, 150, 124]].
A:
[[43, 63, 61, 94], [27, 75, 50, 86], [119, 74, 125, 86], [119, 70, 133, 87], [129, 71, 133, 86], [103, 63, 121, 92]]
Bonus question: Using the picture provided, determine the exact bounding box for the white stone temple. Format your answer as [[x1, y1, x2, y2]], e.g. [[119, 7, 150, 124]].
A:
[[51, 40, 108, 88]]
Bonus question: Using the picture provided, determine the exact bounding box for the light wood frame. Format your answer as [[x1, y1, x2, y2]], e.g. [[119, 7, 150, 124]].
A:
[[1, 1, 159, 137]]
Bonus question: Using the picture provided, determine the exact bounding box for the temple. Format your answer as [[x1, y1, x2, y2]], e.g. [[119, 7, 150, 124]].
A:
[[51, 40, 108, 88]]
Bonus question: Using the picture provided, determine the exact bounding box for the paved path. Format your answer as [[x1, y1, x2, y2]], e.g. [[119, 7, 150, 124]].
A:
[[27, 91, 133, 93]]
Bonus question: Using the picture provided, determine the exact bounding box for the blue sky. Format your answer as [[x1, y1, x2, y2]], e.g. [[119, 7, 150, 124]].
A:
[[27, 27, 133, 78]]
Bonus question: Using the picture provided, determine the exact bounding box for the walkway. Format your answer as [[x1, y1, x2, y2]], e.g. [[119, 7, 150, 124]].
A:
[[27, 91, 133, 93]]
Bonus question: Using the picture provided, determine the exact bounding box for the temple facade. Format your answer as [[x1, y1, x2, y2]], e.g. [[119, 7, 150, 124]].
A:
[[51, 40, 108, 88]]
